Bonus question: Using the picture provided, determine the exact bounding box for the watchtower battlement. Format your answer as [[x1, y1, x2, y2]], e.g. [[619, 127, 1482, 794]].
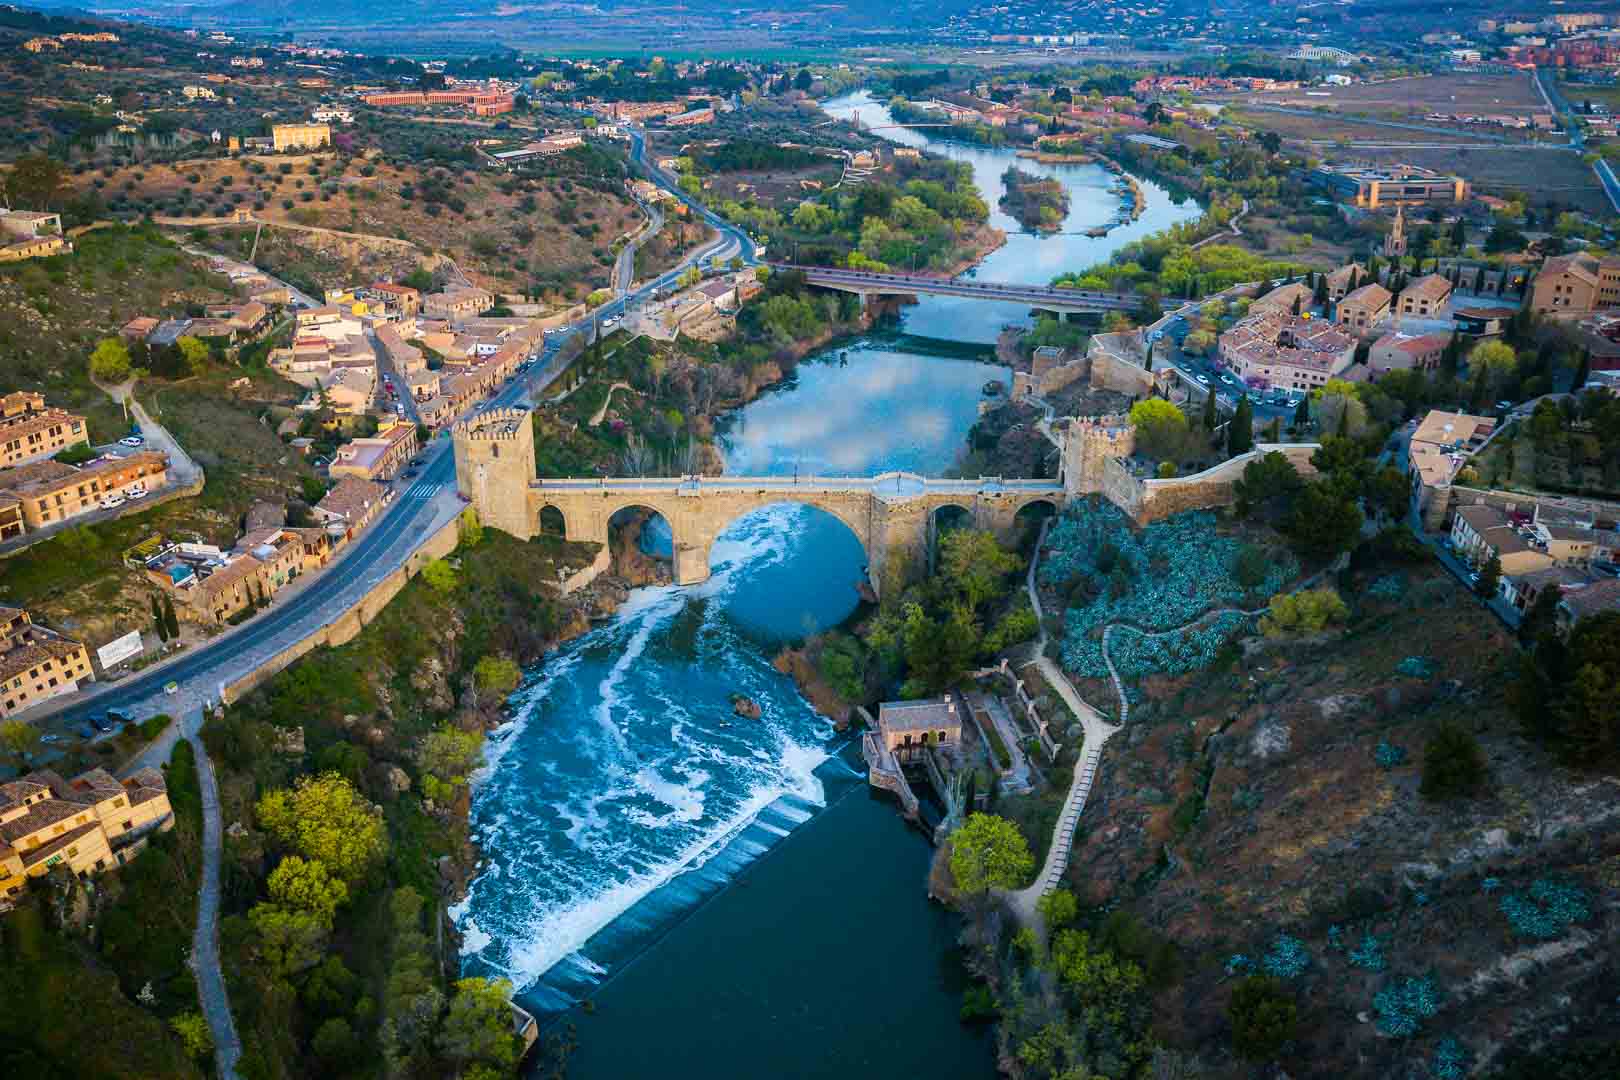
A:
[[1058, 413, 1137, 496]]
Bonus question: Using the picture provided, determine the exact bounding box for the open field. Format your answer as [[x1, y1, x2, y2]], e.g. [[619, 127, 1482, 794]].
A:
[[1223, 105, 1535, 148], [1561, 78, 1620, 112], [1240, 72, 1548, 120]]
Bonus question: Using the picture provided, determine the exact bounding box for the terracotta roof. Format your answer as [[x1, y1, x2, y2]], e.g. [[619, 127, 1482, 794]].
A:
[[18, 820, 101, 869], [0, 624, 89, 684], [1560, 577, 1620, 621], [317, 477, 388, 522], [878, 697, 961, 733], [0, 797, 89, 843], [1342, 283, 1392, 308], [1400, 274, 1453, 302]]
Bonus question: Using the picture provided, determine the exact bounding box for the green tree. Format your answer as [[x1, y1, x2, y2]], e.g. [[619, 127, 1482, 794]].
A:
[[949, 812, 1033, 902], [420, 558, 458, 594], [248, 901, 329, 976], [1280, 482, 1363, 560], [1519, 586, 1563, 647], [1202, 388, 1217, 430], [312, 1017, 360, 1070], [1129, 397, 1190, 461], [1470, 339, 1516, 375], [1037, 888, 1079, 931], [1365, 465, 1411, 523], [163, 595, 180, 640], [1228, 976, 1298, 1061], [1228, 395, 1253, 456], [1476, 552, 1502, 600], [1293, 393, 1310, 427], [473, 655, 521, 698], [256, 773, 387, 883], [816, 632, 868, 702], [458, 507, 484, 547], [420, 727, 484, 787], [151, 594, 169, 643], [1050, 928, 1146, 1010], [939, 528, 1020, 611], [175, 336, 210, 375], [0, 718, 41, 769], [267, 855, 349, 928], [1234, 451, 1305, 520], [1421, 720, 1488, 800], [439, 977, 522, 1074], [3, 152, 68, 210], [89, 337, 133, 383], [169, 1012, 213, 1061], [900, 602, 980, 696]]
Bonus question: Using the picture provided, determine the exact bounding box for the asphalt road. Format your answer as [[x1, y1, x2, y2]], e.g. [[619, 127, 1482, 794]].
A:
[[45, 123, 757, 731]]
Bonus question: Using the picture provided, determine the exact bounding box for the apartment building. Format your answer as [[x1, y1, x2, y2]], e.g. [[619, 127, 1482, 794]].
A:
[[1451, 504, 1553, 576], [0, 451, 168, 531], [0, 392, 89, 468], [1311, 163, 1471, 208], [329, 421, 418, 482], [1324, 263, 1365, 304], [1531, 251, 1620, 314], [1338, 283, 1392, 332], [366, 282, 422, 319], [0, 607, 93, 719], [0, 209, 69, 262], [1407, 409, 1496, 526], [1218, 311, 1356, 392], [1397, 274, 1455, 318], [0, 766, 173, 901], [271, 123, 331, 151], [1369, 331, 1450, 376], [314, 477, 393, 539], [0, 495, 21, 541], [422, 286, 495, 321]]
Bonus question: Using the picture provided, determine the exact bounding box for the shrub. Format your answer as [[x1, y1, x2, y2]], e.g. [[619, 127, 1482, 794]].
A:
[[1259, 587, 1348, 637], [1260, 934, 1309, 979], [1374, 742, 1407, 769], [1228, 976, 1297, 1061], [1372, 975, 1441, 1037], [1498, 878, 1590, 939], [1421, 721, 1487, 801]]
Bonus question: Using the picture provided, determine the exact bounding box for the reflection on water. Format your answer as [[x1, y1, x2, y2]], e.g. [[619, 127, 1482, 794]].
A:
[[718, 336, 1008, 476]]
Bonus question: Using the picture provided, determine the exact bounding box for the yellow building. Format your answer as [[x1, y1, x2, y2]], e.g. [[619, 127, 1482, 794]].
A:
[[0, 607, 94, 719], [272, 123, 332, 151], [0, 767, 174, 903]]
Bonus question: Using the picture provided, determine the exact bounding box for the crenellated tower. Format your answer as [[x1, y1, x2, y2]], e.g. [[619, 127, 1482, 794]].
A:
[[452, 409, 537, 539]]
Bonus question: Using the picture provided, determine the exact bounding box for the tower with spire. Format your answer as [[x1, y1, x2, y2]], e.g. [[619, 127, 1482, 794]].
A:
[[1383, 203, 1408, 260]]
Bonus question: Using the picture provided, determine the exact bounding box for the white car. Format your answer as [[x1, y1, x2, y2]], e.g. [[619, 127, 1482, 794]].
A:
[[119, 435, 144, 447], [1196, 375, 1210, 385], [100, 495, 126, 509], [127, 486, 147, 500]]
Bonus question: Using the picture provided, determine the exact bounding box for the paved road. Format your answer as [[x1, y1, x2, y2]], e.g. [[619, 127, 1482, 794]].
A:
[[1595, 158, 1620, 215], [615, 200, 664, 294], [182, 708, 243, 1079]]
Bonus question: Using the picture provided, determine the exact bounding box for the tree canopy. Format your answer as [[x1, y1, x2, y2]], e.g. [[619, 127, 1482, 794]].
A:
[[949, 812, 1034, 899]]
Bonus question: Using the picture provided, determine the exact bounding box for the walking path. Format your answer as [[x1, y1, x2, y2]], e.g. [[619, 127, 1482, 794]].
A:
[[589, 381, 637, 427], [1188, 197, 1250, 251], [1005, 521, 1120, 928]]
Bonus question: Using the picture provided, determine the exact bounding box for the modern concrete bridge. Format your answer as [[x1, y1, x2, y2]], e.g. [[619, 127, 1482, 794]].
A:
[[773, 264, 1142, 315], [453, 411, 1064, 592]]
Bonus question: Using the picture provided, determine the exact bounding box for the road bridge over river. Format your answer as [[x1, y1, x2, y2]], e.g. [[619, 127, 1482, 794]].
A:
[[775, 264, 1143, 316], [455, 410, 1065, 592]]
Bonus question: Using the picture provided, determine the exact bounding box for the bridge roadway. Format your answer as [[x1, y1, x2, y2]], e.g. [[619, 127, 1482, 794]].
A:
[[776, 264, 1142, 314], [533, 473, 1064, 499]]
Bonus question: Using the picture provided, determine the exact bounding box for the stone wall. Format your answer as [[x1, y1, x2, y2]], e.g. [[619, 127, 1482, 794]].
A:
[[219, 513, 462, 705], [558, 545, 611, 595], [1088, 332, 1157, 397], [1108, 444, 1321, 525]]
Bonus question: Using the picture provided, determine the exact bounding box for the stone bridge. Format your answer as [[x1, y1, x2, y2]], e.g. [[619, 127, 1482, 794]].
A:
[[525, 474, 1065, 590], [773, 264, 1142, 316], [451, 409, 1063, 594]]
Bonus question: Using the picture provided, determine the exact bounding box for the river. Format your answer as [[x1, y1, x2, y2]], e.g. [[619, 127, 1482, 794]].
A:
[[453, 91, 1201, 1078]]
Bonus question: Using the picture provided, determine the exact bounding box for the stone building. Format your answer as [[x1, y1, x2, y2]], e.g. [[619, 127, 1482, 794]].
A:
[[877, 696, 963, 763], [0, 607, 93, 719], [0, 766, 174, 903]]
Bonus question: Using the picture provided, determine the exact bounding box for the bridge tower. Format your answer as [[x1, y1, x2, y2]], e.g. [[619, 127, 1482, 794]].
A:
[[1058, 415, 1134, 497], [452, 409, 537, 539]]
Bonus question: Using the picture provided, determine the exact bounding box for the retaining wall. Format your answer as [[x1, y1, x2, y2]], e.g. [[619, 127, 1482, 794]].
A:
[[219, 513, 461, 705]]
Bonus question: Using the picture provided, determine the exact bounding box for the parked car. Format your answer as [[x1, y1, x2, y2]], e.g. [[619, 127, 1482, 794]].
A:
[[107, 708, 134, 725], [164, 681, 179, 696], [90, 713, 115, 733], [101, 495, 126, 509], [127, 486, 147, 500], [1196, 375, 1210, 385], [119, 435, 145, 447]]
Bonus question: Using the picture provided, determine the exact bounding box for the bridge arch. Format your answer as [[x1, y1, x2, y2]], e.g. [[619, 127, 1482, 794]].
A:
[[537, 503, 569, 537]]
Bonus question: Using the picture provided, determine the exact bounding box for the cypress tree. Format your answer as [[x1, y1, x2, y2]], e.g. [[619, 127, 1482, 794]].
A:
[[151, 595, 169, 643], [1450, 217, 1467, 249], [1203, 387, 1217, 430], [1574, 346, 1591, 391], [1313, 274, 1328, 308], [163, 595, 180, 639], [1294, 395, 1311, 427], [1228, 395, 1254, 456], [1291, 293, 1302, 317]]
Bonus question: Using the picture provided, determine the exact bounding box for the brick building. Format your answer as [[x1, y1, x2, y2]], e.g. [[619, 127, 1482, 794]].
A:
[[0, 392, 89, 468], [0, 766, 173, 902], [0, 607, 93, 718]]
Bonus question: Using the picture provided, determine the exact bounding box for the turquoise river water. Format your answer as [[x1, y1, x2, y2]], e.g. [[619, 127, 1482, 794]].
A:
[[452, 89, 1201, 1078]]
